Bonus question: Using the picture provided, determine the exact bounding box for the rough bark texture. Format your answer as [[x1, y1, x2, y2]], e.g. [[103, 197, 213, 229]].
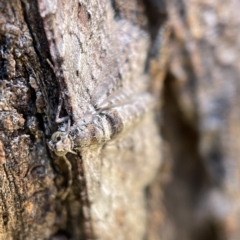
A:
[[1, 0, 240, 240], [147, 1, 240, 240], [0, 1, 58, 239], [0, 0, 164, 239]]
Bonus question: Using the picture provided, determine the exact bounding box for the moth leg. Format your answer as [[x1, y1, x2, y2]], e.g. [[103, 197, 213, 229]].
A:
[[47, 58, 69, 123], [55, 97, 69, 123], [61, 155, 73, 200]]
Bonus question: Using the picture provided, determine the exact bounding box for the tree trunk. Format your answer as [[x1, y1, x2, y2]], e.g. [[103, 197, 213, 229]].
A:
[[0, 0, 164, 239], [147, 1, 240, 240], [1, 0, 240, 240]]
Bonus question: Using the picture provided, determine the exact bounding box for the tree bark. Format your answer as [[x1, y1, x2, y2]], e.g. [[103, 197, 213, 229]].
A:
[[147, 1, 240, 240], [1, 0, 240, 240], [0, 0, 164, 239]]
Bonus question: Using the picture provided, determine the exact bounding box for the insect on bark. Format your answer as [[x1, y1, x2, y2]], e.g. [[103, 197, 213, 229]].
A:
[[46, 19, 156, 239], [47, 82, 155, 239], [48, 88, 155, 196]]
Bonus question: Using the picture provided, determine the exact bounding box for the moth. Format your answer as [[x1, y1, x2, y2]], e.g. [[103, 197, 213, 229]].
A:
[[49, 91, 154, 152], [48, 88, 155, 199]]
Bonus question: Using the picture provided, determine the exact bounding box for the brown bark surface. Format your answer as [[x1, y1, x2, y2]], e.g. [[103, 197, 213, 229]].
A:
[[147, 1, 240, 240], [1, 0, 240, 240], [0, 0, 164, 239]]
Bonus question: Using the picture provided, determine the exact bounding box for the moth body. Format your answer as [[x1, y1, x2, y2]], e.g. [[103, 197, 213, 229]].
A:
[[49, 93, 154, 156]]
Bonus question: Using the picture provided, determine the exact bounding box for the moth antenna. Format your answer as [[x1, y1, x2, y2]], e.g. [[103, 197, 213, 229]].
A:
[[46, 58, 54, 71]]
